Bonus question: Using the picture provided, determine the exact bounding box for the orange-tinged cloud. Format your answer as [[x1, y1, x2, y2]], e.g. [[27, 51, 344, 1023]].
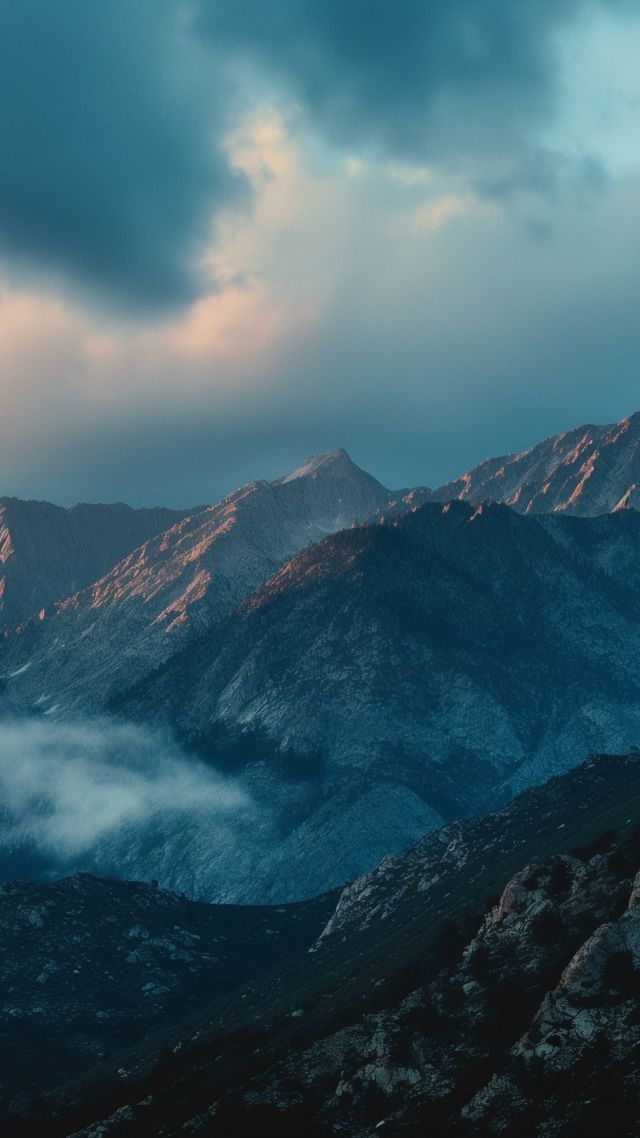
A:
[[0, 108, 326, 427]]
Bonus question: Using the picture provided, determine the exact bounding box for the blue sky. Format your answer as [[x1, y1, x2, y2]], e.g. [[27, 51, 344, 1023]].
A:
[[1, 0, 639, 505]]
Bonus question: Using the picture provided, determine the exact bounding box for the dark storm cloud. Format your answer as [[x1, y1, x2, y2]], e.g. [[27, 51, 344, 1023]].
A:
[[198, 0, 607, 182], [0, 0, 638, 507], [0, 1, 624, 312], [0, 0, 244, 311]]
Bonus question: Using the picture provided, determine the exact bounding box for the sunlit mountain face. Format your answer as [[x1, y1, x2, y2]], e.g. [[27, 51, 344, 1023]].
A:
[[428, 412, 640, 516], [2, 3, 640, 1135]]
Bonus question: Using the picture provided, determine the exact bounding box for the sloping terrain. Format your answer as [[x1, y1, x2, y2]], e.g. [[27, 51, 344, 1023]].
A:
[[90, 500, 640, 901], [5, 427, 640, 908], [0, 450, 389, 717], [0, 874, 335, 1116], [0, 499, 187, 628], [7, 754, 640, 1137], [426, 410, 640, 516], [4, 409, 640, 712]]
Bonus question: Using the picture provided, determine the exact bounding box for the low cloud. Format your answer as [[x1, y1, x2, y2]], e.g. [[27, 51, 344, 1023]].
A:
[[0, 718, 253, 892]]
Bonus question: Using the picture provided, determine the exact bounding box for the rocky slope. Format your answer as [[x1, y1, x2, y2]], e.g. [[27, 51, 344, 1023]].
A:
[[426, 410, 640, 516], [0, 873, 335, 1117], [8, 753, 640, 1137], [0, 499, 187, 628], [0, 450, 389, 716], [79, 499, 640, 902]]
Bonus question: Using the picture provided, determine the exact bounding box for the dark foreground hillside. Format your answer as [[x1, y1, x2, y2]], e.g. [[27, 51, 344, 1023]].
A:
[[0, 877, 335, 1118], [5, 753, 640, 1137]]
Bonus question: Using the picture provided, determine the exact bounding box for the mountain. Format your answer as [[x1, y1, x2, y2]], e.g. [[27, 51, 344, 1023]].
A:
[[0, 873, 334, 1117], [43, 499, 639, 904], [0, 449, 389, 716], [0, 499, 187, 628], [6, 753, 640, 1137], [426, 410, 640, 516], [3, 408, 640, 637], [6, 426, 640, 905], [5, 412, 640, 722]]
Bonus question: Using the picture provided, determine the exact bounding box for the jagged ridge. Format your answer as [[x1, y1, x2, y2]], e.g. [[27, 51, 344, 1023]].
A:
[[428, 410, 640, 516]]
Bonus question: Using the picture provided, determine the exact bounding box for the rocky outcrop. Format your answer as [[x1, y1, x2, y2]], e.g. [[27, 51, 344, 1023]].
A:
[[463, 867, 640, 1135], [220, 842, 640, 1137]]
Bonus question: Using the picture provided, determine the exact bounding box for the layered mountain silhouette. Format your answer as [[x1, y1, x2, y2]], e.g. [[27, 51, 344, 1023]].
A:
[[5, 497, 640, 902], [4, 417, 640, 1132], [5, 410, 640, 720], [0, 449, 389, 716], [97, 499, 640, 900], [3, 416, 640, 902]]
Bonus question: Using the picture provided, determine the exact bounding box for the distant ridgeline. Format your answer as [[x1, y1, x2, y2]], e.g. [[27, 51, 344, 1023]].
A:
[[2, 416, 640, 904]]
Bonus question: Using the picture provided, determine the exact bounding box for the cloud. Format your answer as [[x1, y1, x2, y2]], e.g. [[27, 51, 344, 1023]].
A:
[[197, 0, 624, 189], [0, 718, 249, 871], [1, 102, 640, 507], [0, 0, 631, 318], [0, 0, 244, 311]]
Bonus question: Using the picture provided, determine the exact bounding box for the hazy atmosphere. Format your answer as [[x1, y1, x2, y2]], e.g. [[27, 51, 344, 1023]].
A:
[[1, 0, 640, 505]]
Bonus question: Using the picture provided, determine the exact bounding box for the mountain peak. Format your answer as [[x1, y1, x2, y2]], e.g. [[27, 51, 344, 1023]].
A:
[[275, 448, 360, 485], [431, 409, 640, 517]]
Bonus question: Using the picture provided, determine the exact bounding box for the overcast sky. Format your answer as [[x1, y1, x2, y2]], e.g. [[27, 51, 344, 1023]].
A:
[[1, 0, 639, 506]]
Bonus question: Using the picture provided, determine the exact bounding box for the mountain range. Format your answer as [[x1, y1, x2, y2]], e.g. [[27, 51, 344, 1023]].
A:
[[5, 408, 640, 638], [56, 499, 640, 902], [0, 449, 388, 717], [3, 414, 640, 902], [4, 412, 640, 1133], [386, 409, 640, 518]]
